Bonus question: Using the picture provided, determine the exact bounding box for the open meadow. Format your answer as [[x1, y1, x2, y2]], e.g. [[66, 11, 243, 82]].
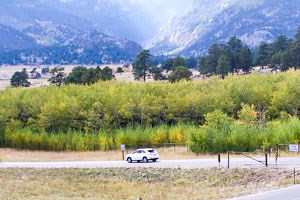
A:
[[0, 65, 135, 90], [0, 166, 297, 200]]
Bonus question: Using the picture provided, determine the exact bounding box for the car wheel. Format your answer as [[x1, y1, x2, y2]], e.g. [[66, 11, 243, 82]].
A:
[[142, 157, 148, 163], [127, 157, 132, 163], [153, 159, 157, 162]]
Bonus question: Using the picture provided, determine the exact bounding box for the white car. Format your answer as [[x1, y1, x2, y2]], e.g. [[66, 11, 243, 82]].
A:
[[125, 148, 159, 163]]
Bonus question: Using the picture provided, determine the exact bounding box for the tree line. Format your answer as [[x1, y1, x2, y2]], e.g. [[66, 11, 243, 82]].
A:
[[132, 26, 300, 80], [2, 71, 300, 152], [199, 26, 300, 77], [10, 66, 115, 88]]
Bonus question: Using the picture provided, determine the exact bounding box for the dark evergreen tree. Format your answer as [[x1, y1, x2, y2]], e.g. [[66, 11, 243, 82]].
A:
[[270, 52, 282, 69], [272, 35, 292, 53], [10, 68, 31, 87], [254, 42, 271, 68], [168, 66, 192, 83], [150, 66, 165, 81], [48, 67, 65, 87], [207, 43, 224, 74], [101, 66, 115, 81], [64, 66, 115, 85], [172, 56, 187, 68], [162, 56, 187, 72], [280, 49, 295, 71], [116, 67, 124, 74], [161, 59, 174, 72], [217, 54, 231, 79], [132, 50, 152, 82], [292, 26, 300, 67], [64, 66, 88, 85], [226, 36, 243, 73], [186, 56, 198, 68], [198, 57, 210, 76], [240, 46, 253, 73]]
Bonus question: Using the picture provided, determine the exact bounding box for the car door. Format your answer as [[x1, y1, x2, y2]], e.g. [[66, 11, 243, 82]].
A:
[[135, 150, 144, 160], [131, 150, 139, 160], [139, 150, 147, 160]]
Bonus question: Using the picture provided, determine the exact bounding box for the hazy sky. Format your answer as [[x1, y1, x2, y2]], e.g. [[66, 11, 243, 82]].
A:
[[58, 0, 194, 25], [122, 0, 194, 31]]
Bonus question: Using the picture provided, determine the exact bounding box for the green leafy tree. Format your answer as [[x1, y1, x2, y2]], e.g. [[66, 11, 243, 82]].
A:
[[168, 66, 192, 83], [238, 104, 257, 125], [132, 49, 152, 82], [10, 68, 31, 87], [48, 67, 65, 87]]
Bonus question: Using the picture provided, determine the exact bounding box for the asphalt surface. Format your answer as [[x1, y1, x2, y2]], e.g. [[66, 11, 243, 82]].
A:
[[231, 185, 300, 200], [0, 157, 300, 169]]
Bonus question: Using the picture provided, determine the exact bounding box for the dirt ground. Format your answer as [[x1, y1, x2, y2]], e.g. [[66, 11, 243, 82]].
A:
[[0, 64, 135, 90], [0, 147, 202, 162]]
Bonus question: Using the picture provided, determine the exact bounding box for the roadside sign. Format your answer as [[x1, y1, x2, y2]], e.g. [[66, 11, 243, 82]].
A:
[[121, 144, 126, 160], [121, 144, 126, 151], [289, 144, 299, 152]]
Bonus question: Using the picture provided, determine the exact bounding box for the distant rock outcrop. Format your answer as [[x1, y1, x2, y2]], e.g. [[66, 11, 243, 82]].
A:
[[148, 0, 300, 56]]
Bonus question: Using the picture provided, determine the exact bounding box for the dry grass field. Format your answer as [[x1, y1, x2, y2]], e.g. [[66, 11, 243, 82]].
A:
[[0, 65, 135, 90], [0, 147, 201, 162], [0, 167, 296, 200]]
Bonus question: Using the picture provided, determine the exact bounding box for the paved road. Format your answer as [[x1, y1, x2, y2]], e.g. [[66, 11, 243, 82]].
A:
[[0, 157, 300, 169], [231, 185, 300, 200]]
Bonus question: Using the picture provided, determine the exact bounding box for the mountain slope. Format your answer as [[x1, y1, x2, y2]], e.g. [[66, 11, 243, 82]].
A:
[[0, 24, 38, 50], [0, 0, 143, 64], [148, 0, 300, 56]]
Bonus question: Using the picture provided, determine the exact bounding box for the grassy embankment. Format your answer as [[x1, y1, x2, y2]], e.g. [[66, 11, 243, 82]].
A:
[[0, 167, 298, 200]]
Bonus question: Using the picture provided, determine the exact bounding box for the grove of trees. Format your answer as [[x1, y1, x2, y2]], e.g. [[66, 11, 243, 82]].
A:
[[2, 70, 300, 153], [198, 26, 300, 78]]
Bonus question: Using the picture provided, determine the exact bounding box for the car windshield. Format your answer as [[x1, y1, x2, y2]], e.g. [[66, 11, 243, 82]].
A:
[[147, 149, 155, 153]]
